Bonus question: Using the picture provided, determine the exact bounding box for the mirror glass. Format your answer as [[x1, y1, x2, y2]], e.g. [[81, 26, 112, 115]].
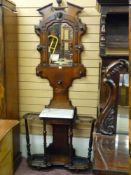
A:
[[116, 73, 129, 134], [48, 23, 73, 65]]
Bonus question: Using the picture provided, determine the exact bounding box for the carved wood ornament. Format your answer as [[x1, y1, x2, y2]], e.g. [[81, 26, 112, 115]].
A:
[[35, 2, 86, 109], [96, 59, 129, 135]]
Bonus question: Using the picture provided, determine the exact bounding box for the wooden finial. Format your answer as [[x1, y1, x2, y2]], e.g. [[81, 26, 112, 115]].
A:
[[56, 0, 62, 6]]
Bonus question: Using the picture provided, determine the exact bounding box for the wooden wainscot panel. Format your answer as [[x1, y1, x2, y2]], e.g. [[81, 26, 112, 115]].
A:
[[0, 131, 12, 163], [16, 7, 100, 17], [18, 24, 100, 34], [12, 0, 97, 8]]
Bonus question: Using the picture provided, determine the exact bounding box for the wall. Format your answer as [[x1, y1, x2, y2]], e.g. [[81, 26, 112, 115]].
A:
[[12, 0, 100, 137]]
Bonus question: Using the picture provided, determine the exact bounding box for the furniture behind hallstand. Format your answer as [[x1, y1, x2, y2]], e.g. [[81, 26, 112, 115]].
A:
[[93, 60, 129, 175], [97, 0, 129, 133], [94, 1, 129, 174], [0, 0, 21, 171], [0, 120, 19, 175]]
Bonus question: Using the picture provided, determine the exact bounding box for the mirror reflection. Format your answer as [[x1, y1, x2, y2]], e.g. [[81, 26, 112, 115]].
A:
[[116, 73, 129, 134], [48, 23, 73, 65]]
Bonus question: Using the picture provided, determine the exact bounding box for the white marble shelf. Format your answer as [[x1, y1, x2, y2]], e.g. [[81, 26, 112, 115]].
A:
[[39, 108, 74, 119]]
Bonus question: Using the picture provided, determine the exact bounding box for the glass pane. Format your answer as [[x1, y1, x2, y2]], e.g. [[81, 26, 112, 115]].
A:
[[116, 73, 129, 134], [48, 23, 73, 65]]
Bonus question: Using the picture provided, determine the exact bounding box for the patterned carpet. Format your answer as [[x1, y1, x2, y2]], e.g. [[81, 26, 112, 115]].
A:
[[15, 158, 93, 175]]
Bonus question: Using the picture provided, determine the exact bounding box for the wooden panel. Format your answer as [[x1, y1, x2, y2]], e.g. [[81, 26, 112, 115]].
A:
[[0, 120, 19, 142], [18, 24, 100, 34], [12, 0, 96, 7], [18, 50, 100, 59], [18, 50, 39, 58], [19, 82, 52, 90], [82, 59, 100, 68], [72, 99, 97, 107], [0, 151, 13, 175], [18, 42, 99, 51], [82, 34, 99, 42], [83, 43, 99, 50], [17, 16, 100, 25], [16, 7, 100, 17], [20, 89, 53, 98], [20, 97, 51, 105], [65, 0, 97, 6], [19, 105, 97, 116], [0, 131, 12, 162], [18, 33, 99, 42], [81, 17, 100, 25], [19, 73, 99, 84], [70, 91, 98, 100], [19, 89, 98, 100], [19, 58, 99, 68], [20, 97, 97, 107], [19, 67, 99, 75], [3, 7, 19, 119], [19, 81, 98, 92], [71, 83, 98, 91]]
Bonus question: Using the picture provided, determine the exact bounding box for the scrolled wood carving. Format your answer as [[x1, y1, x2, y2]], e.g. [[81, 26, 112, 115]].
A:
[[96, 59, 129, 135]]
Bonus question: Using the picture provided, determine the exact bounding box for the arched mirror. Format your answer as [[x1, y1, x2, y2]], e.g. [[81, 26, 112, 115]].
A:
[[35, 2, 86, 67], [48, 23, 73, 65]]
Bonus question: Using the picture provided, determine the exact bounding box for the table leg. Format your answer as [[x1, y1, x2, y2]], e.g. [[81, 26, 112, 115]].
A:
[[43, 120, 47, 164], [69, 124, 73, 165], [25, 118, 31, 158]]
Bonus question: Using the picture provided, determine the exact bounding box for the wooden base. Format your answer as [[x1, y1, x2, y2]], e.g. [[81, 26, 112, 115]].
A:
[[46, 143, 75, 165], [24, 113, 95, 171], [27, 154, 91, 170]]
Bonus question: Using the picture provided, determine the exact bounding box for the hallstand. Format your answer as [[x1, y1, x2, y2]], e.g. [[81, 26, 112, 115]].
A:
[[24, 0, 95, 171]]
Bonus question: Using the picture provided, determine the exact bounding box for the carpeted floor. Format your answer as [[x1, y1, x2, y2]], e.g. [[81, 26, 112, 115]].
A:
[[15, 158, 93, 175]]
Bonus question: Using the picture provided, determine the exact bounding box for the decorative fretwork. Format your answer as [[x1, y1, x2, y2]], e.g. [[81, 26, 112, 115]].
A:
[[100, 14, 107, 57]]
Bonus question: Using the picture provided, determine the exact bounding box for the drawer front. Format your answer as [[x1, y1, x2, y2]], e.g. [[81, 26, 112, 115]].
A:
[[0, 151, 13, 175], [0, 131, 12, 162]]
